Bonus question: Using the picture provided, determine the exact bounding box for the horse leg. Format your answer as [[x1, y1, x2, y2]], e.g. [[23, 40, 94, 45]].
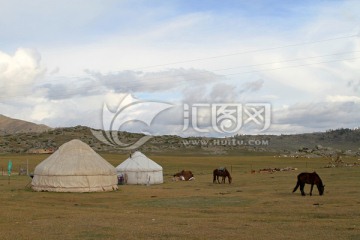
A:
[[300, 183, 306, 196], [213, 174, 218, 184], [310, 184, 314, 196]]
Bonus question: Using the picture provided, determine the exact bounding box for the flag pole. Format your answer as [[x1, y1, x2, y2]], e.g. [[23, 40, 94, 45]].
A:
[[8, 160, 12, 185]]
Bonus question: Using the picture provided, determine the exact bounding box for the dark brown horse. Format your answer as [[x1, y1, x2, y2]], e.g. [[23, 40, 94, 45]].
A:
[[213, 168, 232, 184], [292, 172, 325, 196]]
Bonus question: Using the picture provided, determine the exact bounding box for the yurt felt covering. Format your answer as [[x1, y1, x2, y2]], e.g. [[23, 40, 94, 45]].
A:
[[116, 151, 163, 185], [31, 139, 118, 192]]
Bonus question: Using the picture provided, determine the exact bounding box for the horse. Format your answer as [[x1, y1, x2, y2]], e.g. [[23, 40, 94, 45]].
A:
[[213, 168, 232, 184], [173, 170, 194, 181], [292, 172, 325, 196]]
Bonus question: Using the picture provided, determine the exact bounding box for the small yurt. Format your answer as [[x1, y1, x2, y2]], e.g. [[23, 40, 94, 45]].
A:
[[116, 151, 163, 185], [31, 139, 118, 192]]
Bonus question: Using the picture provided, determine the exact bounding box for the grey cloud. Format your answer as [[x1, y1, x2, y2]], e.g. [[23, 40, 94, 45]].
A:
[[38, 68, 223, 100], [274, 101, 360, 132], [348, 80, 360, 92], [39, 77, 105, 100], [49, 67, 60, 75], [182, 79, 264, 104], [85, 68, 223, 93], [210, 83, 240, 102], [239, 79, 264, 94]]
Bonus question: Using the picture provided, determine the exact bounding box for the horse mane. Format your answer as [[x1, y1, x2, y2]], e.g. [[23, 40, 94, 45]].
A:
[[316, 174, 323, 185], [312, 172, 322, 182]]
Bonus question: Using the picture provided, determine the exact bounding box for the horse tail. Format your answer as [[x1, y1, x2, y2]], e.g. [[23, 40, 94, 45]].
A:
[[213, 170, 216, 183], [293, 180, 300, 193]]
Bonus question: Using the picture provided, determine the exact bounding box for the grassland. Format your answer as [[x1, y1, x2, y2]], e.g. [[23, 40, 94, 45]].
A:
[[0, 153, 359, 240]]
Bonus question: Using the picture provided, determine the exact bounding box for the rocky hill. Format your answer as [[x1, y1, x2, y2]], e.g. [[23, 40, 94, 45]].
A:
[[0, 114, 359, 156], [0, 124, 359, 157], [0, 114, 51, 135]]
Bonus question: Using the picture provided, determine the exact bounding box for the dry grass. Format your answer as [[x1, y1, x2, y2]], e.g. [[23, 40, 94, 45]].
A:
[[0, 153, 359, 239]]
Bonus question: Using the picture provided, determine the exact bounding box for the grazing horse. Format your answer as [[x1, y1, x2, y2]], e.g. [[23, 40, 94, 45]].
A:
[[213, 168, 232, 184], [292, 172, 325, 196]]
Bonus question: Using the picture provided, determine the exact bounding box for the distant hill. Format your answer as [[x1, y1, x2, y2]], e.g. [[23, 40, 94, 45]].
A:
[[0, 124, 359, 157], [0, 115, 358, 156], [0, 114, 51, 135]]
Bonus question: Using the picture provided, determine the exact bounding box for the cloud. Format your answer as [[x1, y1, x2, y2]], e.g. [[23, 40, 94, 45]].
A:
[[49, 67, 60, 75], [182, 78, 264, 104], [39, 77, 104, 100], [210, 83, 239, 102], [239, 79, 264, 93], [85, 68, 222, 93], [35, 68, 224, 101], [27, 95, 106, 127], [326, 95, 360, 103], [348, 80, 360, 92], [273, 101, 360, 133], [0, 48, 46, 98], [2, 1, 360, 136]]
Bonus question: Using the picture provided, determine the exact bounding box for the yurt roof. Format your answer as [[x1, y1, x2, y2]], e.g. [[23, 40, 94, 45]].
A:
[[34, 139, 116, 176]]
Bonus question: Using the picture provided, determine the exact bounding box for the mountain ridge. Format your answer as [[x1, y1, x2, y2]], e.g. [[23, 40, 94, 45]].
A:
[[0, 114, 51, 135], [0, 115, 359, 156]]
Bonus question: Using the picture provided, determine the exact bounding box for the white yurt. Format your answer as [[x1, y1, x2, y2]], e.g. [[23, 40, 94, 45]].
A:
[[116, 151, 163, 185], [31, 139, 118, 192]]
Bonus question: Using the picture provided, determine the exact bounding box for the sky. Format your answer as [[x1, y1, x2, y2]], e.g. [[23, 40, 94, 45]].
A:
[[1, 0, 360, 137]]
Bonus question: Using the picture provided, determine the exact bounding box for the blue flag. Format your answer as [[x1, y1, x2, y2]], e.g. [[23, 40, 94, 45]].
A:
[[8, 160, 12, 176]]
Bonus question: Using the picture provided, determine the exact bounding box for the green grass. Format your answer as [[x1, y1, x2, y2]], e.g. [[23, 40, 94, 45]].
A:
[[0, 153, 359, 239]]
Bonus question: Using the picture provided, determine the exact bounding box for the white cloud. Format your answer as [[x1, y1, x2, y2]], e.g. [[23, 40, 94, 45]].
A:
[[27, 95, 106, 128], [326, 95, 360, 103], [0, 48, 46, 98], [30, 102, 56, 122]]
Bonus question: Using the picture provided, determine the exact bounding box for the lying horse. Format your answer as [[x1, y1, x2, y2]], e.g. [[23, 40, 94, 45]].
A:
[[213, 168, 232, 184], [293, 172, 325, 196], [173, 170, 194, 181]]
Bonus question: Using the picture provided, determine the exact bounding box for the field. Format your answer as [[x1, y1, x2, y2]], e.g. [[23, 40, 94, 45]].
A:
[[0, 153, 359, 240]]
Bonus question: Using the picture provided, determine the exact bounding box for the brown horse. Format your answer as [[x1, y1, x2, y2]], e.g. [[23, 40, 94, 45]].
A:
[[173, 170, 194, 181], [292, 172, 325, 196], [213, 168, 232, 184]]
